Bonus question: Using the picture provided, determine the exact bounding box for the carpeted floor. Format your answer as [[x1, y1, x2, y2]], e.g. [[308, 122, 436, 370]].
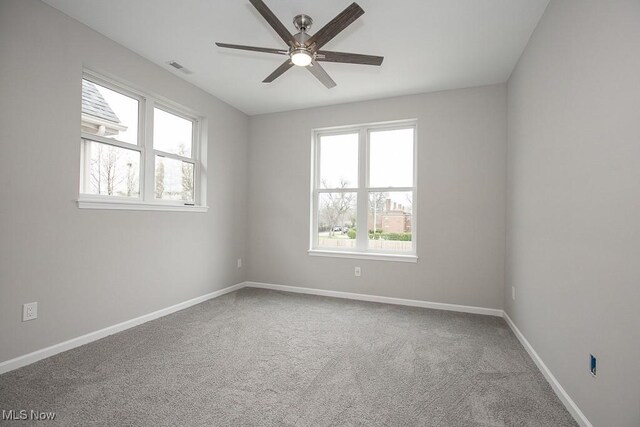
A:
[[0, 288, 576, 426]]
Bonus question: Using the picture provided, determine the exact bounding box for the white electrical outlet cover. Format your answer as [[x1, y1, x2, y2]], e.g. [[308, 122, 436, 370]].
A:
[[23, 302, 38, 321]]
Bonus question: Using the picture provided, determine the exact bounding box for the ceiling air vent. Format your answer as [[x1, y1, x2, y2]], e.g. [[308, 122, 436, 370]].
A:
[[168, 61, 193, 75]]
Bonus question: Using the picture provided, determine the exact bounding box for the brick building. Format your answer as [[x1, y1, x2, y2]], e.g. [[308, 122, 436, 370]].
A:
[[368, 199, 412, 234]]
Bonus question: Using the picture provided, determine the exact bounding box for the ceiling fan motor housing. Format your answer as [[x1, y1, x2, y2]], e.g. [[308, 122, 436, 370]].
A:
[[293, 14, 313, 32], [293, 31, 311, 49]]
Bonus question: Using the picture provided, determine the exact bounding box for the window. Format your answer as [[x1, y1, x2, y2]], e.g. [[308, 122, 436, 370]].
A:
[[153, 107, 195, 203], [310, 121, 417, 262], [79, 71, 205, 211]]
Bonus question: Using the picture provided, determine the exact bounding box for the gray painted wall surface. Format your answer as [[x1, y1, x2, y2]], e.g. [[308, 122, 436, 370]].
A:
[[506, 1, 640, 425], [4, 1, 638, 424], [0, 0, 249, 363], [248, 85, 507, 310]]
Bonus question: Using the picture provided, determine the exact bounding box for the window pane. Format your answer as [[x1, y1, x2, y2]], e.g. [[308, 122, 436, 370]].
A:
[[155, 156, 194, 202], [319, 133, 358, 189], [368, 191, 413, 252], [154, 108, 193, 157], [83, 141, 140, 197], [369, 128, 414, 188], [317, 192, 357, 249], [81, 79, 138, 145]]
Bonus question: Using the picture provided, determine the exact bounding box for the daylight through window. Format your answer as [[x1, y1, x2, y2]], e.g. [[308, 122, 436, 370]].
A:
[[79, 71, 201, 208], [311, 121, 417, 260]]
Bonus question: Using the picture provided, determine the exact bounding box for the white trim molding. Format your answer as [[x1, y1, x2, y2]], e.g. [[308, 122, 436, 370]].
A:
[[245, 281, 502, 316], [0, 282, 245, 375], [503, 312, 592, 427], [0, 277, 592, 427], [308, 249, 417, 263], [77, 198, 208, 212]]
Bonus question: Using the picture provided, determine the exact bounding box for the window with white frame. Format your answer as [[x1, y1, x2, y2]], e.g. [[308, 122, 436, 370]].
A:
[[310, 121, 417, 261], [79, 71, 203, 210]]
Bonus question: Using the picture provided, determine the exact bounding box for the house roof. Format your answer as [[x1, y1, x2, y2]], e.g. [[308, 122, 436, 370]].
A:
[[81, 80, 120, 123]]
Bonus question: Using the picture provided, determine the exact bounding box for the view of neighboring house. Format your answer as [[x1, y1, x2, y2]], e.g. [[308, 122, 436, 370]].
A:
[[368, 198, 412, 234], [80, 79, 141, 198], [81, 79, 127, 137]]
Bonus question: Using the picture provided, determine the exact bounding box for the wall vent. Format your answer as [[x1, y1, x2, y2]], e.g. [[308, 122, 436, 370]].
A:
[[168, 61, 193, 75]]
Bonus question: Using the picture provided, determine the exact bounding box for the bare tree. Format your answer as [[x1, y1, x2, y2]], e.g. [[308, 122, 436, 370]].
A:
[[155, 158, 165, 198], [89, 144, 103, 194], [404, 193, 413, 213], [125, 162, 136, 197], [320, 179, 355, 237], [181, 163, 193, 201], [369, 192, 388, 233], [89, 144, 124, 196], [178, 143, 194, 201]]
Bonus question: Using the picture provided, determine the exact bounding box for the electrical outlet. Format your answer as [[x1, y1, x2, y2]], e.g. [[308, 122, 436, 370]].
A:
[[590, 354, 597, 377], [354, 266, 361, 277], [23, 302, 37, 322], [237, 258, 242, 268], [512, 286, 516, 301]]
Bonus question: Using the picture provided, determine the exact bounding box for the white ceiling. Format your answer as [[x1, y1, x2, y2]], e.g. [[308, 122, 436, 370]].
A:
[[43, 0, 549, 115]]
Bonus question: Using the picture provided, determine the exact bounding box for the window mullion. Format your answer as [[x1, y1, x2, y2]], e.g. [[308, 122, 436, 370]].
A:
[[316, 188, 358, 193], [366, 187, 413, 193], [142, 97, 154, 201], [81, 134, 142, 152], [153, 150, 194, 164], [356, 128, 368, 250]]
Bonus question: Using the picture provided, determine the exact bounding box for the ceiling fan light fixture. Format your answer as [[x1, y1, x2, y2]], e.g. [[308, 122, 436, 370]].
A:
[[291, 49, 312, 67], [215, 1, 382, 87]]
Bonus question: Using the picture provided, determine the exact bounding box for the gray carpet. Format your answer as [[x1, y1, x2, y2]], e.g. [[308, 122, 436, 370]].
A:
[[0, 288, 576, 426]]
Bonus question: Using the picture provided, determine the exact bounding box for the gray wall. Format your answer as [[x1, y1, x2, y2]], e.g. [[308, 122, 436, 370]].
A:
[[506, 1, 640, 425], [248, 85, 507, 310], [4, 1, 636, 424], [0, 0, 248, 363]]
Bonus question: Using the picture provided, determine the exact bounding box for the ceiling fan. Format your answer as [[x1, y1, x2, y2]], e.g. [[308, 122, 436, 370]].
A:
[[215, 0, 383, 89]]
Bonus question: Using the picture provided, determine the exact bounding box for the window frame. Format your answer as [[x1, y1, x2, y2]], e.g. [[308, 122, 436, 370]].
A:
[[78, 69, 206, 212], [309, 120, 418, 263]]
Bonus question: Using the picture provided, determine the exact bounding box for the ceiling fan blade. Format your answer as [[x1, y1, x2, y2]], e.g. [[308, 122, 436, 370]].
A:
[[249, 0, 298, 47], [305, 2, 364, 50], [317, 50, 383, 66], [215, 42, 288, 55], [307, 61, 337, 89], [263, 60, 294, 83]]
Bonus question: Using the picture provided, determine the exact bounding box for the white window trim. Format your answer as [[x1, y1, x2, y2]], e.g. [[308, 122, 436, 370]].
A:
[[78, 69, 207, 212], [307, 249, 417, 263], [309, 119, 418, 262], [77, 197, 208, 213]]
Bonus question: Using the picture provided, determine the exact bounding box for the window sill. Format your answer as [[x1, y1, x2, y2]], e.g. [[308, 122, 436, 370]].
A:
[[77, 199, 208, 213], [308, 249, 418, 263]]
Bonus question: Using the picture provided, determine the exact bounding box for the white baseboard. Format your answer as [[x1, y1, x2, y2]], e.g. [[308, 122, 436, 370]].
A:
[[0, 279, 591, 427], [0, 282, 246, 375], [245, 281, 503, 317], [503, 312, 592, 427]]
